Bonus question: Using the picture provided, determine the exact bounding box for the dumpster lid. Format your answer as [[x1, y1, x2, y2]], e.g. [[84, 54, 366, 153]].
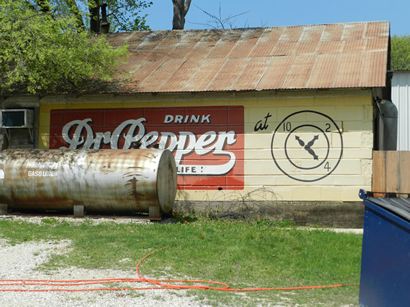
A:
[[367, 197, 410, 221]]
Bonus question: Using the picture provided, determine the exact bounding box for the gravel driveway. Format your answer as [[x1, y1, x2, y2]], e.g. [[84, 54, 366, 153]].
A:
[[0, 238, 209, 306]]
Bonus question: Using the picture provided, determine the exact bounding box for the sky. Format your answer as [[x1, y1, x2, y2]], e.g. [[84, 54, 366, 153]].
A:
[[145, 0, 410, 35]]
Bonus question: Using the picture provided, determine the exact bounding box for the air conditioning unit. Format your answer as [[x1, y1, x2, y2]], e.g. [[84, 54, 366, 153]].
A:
[[0, 109, 34, 128]]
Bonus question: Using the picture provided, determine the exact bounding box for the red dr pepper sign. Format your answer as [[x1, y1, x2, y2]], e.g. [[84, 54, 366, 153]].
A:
[[49, 106, 244, 190]]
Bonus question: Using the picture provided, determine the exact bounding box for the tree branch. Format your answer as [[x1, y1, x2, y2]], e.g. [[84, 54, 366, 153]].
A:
[[194, 4, 250, 30]]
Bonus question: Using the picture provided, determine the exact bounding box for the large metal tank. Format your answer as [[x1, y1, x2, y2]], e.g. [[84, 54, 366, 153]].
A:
[[0, 149, 176, 215]]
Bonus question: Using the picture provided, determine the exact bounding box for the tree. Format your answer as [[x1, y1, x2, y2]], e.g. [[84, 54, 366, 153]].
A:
[[191, 3, 249, 30], [172, 0, 191, 30], [0, 0, 127, 95], [30, 0, 153, 33], [391, 36, 410, 71]]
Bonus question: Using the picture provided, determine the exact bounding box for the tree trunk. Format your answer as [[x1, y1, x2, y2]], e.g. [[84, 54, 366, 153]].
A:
[[100, 1, 110, 33], [172, 0, 191, 30], [89, 0, 101, 33]]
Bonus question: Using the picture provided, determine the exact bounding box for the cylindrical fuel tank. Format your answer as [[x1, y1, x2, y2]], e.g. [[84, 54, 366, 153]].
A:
[[0, 149, 176, 214]]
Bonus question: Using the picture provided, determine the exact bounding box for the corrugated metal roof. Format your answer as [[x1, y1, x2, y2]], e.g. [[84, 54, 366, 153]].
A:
[[108, 21, 389, 93]]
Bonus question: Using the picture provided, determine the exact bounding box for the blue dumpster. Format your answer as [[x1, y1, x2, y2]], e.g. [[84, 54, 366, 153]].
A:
[[359, 190, 410, 307]]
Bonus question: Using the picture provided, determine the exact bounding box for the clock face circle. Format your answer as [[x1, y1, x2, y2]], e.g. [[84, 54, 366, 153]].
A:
[[271, 110, 343, 182]]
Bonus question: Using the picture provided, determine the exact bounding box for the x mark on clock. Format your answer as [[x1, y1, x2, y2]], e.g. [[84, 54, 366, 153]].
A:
[[295, 135, 319, 160]]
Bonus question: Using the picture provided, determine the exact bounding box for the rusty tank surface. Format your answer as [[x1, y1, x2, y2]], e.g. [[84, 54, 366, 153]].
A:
[[0, 149, 176, 217]]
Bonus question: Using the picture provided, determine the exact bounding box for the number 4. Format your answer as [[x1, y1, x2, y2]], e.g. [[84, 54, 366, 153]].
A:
[[324, 162, 331, 172]]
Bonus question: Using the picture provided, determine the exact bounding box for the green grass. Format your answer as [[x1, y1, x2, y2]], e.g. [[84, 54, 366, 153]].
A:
[[0, 219, 362, 305]]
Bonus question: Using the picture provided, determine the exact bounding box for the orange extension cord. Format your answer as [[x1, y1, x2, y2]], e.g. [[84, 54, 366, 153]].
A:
[[0, 249, 356, 293]]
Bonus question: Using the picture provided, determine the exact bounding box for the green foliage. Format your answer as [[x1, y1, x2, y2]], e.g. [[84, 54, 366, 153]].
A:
[[0, 0, 127, 95], [391, 36, 410, 71], [104, 0, 153, 32], [45, 0, 153, 32]]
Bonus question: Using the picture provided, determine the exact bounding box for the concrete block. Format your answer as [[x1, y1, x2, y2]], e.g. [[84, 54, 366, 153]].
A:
[[0, 203, 8, 215], [149, 206, 161, 221], [73, 205, 85, 218]]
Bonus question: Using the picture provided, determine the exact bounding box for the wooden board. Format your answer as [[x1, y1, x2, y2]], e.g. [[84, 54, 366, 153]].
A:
[[372, 151, 410, 195]]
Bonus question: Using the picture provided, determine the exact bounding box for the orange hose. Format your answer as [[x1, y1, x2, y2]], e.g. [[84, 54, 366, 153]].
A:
[[0, 249, 357, 293]]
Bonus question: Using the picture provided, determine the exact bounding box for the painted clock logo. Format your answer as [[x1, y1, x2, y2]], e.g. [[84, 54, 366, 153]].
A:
[[271, 110, 343, 182]]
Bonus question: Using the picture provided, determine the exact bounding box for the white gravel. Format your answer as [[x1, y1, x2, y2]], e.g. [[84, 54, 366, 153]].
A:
[[0, 214, 152, 225], [0, 239, 209, 307]]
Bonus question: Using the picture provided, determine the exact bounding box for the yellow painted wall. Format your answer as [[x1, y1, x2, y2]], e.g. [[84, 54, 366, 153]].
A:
[[39, 89, 373, 202]]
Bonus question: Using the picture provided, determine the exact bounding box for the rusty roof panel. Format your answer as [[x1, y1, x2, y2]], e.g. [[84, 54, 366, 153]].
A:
[[271, 40, 298, 56], [135, 32, 166, 51], [158, 59, 198, 92], [169, 43, 195, 58], [365, 22, 389, 38], [282, 55, 315, 88], [343, 39, 367, 52], [306, 54, 339, 88], [138, 59, 185, 91], [207, 58, 248, 91], [108, 21, 389, 93], [257, 56, 292, 89], [206, 31, 243, 58], [154, 31, 181, 49], [185, 41, 213, 60], [249, 29, 280, 57], [295, 41, 319, 55], [207, 39, 238, 58], [333, 53, 363, 87], [300, 25, 325, 42], [316, 40, 343, 54], [235, 57, 271, 90], [360, 51, 387, 87], [280, 26, 303, 42], [229, 29, 264, 58], [126, 59, 165, 85], [184, 58, 226, 92], [366, 37, 389, 51], [342, 23, 366, 41], [320, 24, 344, 42]]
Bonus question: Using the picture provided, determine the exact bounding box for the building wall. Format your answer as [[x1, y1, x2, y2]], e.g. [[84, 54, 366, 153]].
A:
[[392, 72, 410, 150], [0, 96, 39, 149], [39, 89, 373, 202]]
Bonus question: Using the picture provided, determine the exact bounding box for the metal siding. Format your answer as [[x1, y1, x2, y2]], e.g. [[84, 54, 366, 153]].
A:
[[392, 72, 410, 150]]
